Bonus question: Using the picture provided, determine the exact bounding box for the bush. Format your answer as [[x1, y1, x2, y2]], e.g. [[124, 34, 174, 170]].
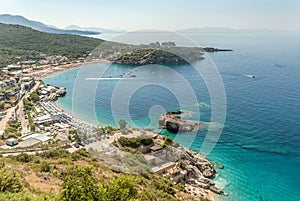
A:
[[60, 166, 99, 201], [105, 175, 137, 201], [16, 153, 33, 163], [0, 168, 23, 193], [39, 148, 70, 159], [162, 136, 173, 147], [118, 135, 153, 149], [118, 136, 140, 148], [71, 149, 90, 161], [137, 134, 153, 146], [40, 161, 51, 172]]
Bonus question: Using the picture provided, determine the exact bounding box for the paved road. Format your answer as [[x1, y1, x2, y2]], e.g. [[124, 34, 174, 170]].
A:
[[0, 81, 40, 132]]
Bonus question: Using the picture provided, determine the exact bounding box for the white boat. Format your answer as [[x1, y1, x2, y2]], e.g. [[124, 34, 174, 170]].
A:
[[243, 74, 256, 78]]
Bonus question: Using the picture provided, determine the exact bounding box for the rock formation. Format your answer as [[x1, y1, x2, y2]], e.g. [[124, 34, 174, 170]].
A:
[[159, 111, 202, 133]]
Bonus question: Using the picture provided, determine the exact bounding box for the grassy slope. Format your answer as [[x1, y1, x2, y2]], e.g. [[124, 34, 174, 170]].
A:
[[0, 148, 206, 201]]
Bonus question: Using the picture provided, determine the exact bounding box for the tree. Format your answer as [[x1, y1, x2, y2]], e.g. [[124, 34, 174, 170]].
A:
[[118, 119, 127, 130]]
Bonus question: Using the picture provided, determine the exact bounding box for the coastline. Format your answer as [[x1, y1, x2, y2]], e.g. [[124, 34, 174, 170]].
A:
[[41, 61, 224, 201], [31, 58, 110, 80]]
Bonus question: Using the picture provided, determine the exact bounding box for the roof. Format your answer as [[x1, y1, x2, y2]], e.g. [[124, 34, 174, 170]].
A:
[[22, 133, 40, 141], [36, 115, 52, 121], [18, 138, 42, 148], [6, 137, 18, 142], [21, 132, 52, 143], [151, 162, 176, 174], [150, 145, 163, 152], [34, 132, 51, 142], [144, 154, 157, 161]]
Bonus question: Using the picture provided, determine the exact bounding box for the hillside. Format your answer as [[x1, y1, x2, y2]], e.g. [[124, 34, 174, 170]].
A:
[[0, 148, 208, 201], [0, 23, 103, 66], [0, 14, 100, 35], [114, 48, 204, 65]]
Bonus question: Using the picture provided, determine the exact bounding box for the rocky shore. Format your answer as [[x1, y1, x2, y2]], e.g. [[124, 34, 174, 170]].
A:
[[158, 138, 224, 196], [159, 111, 203, 133]]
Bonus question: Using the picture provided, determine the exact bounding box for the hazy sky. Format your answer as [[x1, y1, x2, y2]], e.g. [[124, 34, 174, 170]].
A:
[[0, 0, 299, 30]]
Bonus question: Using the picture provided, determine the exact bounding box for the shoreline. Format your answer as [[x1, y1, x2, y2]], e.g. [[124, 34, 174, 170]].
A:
[[39, 60, 224, 201], [31, 58, 110, 80]]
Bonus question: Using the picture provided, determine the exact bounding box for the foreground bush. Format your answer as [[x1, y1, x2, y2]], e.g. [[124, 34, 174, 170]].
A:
[[60, 166, 137, 201], [0, 168, 22, 193]]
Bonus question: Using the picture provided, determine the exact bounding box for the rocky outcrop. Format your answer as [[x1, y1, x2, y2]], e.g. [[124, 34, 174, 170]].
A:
[[159, 111, 202, 133], [171, 145, 224, 195], [203, 47, 233, 52]]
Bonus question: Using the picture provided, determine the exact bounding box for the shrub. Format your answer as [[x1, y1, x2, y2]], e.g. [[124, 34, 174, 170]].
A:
[[118, 136, 140, 148], [40, 162, 51, 172], [60, 166, 99, 201], [16, 153, 33, 163], [162, 136, 173, 147], [39, 148, 70, 159], [105, 175, 137, 201], [137, 134, 153, 146], [0, 168, 23, 193]]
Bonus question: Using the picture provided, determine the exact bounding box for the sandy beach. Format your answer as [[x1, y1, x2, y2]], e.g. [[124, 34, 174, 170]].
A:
[[30, 58, 110, 80]]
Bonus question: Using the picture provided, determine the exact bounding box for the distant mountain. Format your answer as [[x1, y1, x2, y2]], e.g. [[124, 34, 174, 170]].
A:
[[178, 27, 300, 33], [178, 27, 237, 33], [0, 14, 100, 35], [65, 25, 124, 33]]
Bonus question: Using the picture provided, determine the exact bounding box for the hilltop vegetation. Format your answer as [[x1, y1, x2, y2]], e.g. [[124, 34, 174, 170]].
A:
[[0, 23, 103, 66], [0, 148, 206, 201]]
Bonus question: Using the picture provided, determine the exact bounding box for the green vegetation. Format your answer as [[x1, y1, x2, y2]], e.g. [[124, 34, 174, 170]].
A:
[[0, 148, 199, 201], [162, 136, 174, 148], [0, 23, 103, 66], [114, 47, 204, 66], [0, 102, 4, 110], [28, 90, 40, 103], [23, 93, 39, 132], [118, 119, 127, 130], [101, 125, 117, 134], [4, 120, 21, 138], [118, 134, 153, 148], [0, 168, 23, 193]]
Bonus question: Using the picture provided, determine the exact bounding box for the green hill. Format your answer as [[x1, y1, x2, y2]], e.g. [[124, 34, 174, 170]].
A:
[[0, 23, 103, 67]]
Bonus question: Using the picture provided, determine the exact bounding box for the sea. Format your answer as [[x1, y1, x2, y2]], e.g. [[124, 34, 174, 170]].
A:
[[43, 31, 300, 201]]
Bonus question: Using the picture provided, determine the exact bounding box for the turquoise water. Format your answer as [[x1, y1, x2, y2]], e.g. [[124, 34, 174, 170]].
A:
[[44, 32, 300, 201]]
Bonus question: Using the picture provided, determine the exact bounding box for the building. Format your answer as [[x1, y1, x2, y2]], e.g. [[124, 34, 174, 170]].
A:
[[21, 76, 35, 90], [34, 132, 52, 144], [151, 162, 176, 174], [18, 138, 42, 148], [7, 65, 22, 71], [6, 137, 19, 147], [4, 78, 17, 87], [35, 115, 53, 125]]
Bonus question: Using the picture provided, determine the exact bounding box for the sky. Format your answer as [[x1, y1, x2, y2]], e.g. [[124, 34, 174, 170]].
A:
[[0, 0, 299, 31]]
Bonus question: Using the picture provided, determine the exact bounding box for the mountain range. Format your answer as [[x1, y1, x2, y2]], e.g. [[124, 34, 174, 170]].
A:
[[0, 14, 100, 35], [65, 25, 124, 33]]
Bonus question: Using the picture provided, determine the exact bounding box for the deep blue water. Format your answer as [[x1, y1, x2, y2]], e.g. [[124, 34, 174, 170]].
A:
[[44, 31, 300, 201]]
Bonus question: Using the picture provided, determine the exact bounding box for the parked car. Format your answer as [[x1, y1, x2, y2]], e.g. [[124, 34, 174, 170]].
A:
[[74, 142, 80, 148], [78, 141, 85, 147]]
